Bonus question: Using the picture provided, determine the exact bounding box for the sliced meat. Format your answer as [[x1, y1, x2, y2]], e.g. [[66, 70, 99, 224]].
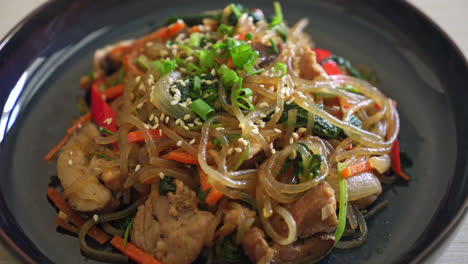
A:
[[57, 124, 117, 213], [242, 227, 335, 264], [286, 181, 338, 238], [299, 48, 326, 80], [216, 202, 257, 241], [131, 180, 215, 264], [271, 182, 338, 239]]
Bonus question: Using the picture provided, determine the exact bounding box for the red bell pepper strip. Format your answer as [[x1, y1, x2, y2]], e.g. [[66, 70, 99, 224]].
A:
[[322, 60, 342, 75], [91, 79, 117, 133], [391, 140, 410, 181], [312, 48, 331, 63]]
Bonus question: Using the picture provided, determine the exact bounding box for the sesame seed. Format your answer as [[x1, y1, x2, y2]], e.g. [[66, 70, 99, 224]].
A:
[[239, 123, 245, 129], [252, 128, 259, 134], [260, 84, 265, 88], [215, 127, 225, 131], [228, 148, 234, 155], [103, 118, 112, 125], [270, 142, 274, 149], [260, 113, 267, 118], [292, 132, 299, 139], [271, 149, 276, 154], [135, 76, 141, 82], [290, 150, 297, 159], [188, 123, 194, 127], [137, 103, 144, 109], [189, 138, 196, 144], [175, 118, 181, 125], [170, 100, 178, 105], [275, 107, 281, 113], [154, 117, 159, 123], [165, 116, 169, 123], [184, 114, 191, 120], [168, 77, 174, 83], [183, 126, 189, 130], [138, 84, 145, 91], [235, 147, 243, 153], [211, 69, 216, 76], [153, 123, 159, 129], [177, 19, 184, 24], [149, 113, 154, 121], [77, 124, 82, 129], [135, 164, 141, 172], [274, 128, 282, 133], [289, 137, 294, 144], [68, 159, 73, 165], [159, 130, 163, 136], [269, 86, 275, 91], [93, 214, 99, 222], [177, 140, 183, 147], [298, 127, 307, 133], [159, 172, 165, 179], [303, 102, 310, 107]]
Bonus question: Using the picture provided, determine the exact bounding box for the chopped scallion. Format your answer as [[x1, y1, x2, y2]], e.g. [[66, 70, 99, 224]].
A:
[[230, 4, 242, 18], [217, 24, 234, 36], [269, 38, 279, 54], [188, 32, 203, 47], [99, 127, 114, 136], [189, 99, 215, 120], [246, 33, 253, 40], [274, 62, 287, 78]]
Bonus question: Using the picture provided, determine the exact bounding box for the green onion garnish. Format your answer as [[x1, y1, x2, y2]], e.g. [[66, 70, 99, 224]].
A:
[[188, 32, 202, 47], [233, 138, 250, 170], [270, 1, 283, 28], [99, 127, 114, 136], [246, 33, 253, 41], [274, 62, 287, 78], [230, 4, 242, 18], [334, 170, 348, 244], [269, 38, 279, 54], [134, 57, 149, 71], [123, 216, 135, 247], [189, 99, 215, 120], [233, 78, 255, 111], [193, 76, 201, 95], [112, 68, 126, 85], [250, 68, 265, 75], [221, 69, 239, 88], [217, 24, 234, 36], [200, 50, 216, 69], [152, 59, 176, 76]]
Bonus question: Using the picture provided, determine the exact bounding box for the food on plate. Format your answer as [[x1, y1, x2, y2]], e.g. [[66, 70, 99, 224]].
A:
[[45, 2, 410, 263]]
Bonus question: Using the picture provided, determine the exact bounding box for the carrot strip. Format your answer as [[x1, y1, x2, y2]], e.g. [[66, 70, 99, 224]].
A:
[[226, 57, 235, 69], [198, 168, 223, 206], [111, 236, 163, 264], [55, 215, 80, 234], [167, 21, 186, 37], [391, 140, 410, 181], [46, 187, 110, 244], [44, 112, 92, 160], [127, 129, 165, 143], [168, 149, 199, 165], [102, 84, 124, 100], [340, 160, 374, 178]]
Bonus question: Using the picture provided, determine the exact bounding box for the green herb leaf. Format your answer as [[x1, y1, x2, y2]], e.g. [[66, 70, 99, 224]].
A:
[[197, 187, 211, 201], [221, 235, 250, 264], [99, 127, 114, 136], [269, 38, 279, 54], [200, 50, 216, 69], [217, 24, 234, 36], [188, 32, 203, 47], [159, 176, 176, 195]]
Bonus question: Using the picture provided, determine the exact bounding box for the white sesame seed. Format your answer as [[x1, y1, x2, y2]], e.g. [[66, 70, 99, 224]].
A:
[[154, 117, 159, 123], [188, 123, 194, 127], [135, 164, 141, 172], [159, 172, 165, 179], [135, 76, 141, 82], [177, 19, 184, 24], [274, 128, 282, 133], [269, 86, 275, 91], [271, 149, 276, 154], [170, 100, 178, 105], [215, 127, 225, 131], [103, 117, 112, 125], [159, 130, 163, 136], [252, 128, 259, 134], [183, 126, 189, 130], [260, 113, 267, 118], [149, 113, 154, 121], [138, 84, 145, 91], [184, 114, 191, 120], [298, 127, 307, 133], [177, 140, 183, 147], [260, 84, 265, 88], [175, 118, 181, 125], [275, 107, 281, 113], [93, 214, 99, 223], [189, 138, 196, 144], [292, 132, 299, 139], [168, 77, 174, 83], [68, 159, 73, 165], [146, 41, 153, 47], [289, 137, 294, 144], [153, 123, 159, 129], [137, 103, 144, 109], [234, 147, 243, 153], [228, 148, 234, 155], [165, 116, 170, 123], [211, 69, 216, 76]]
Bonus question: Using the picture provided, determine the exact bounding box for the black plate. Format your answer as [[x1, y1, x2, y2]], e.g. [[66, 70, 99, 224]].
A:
[[0, 0, 467, 263]]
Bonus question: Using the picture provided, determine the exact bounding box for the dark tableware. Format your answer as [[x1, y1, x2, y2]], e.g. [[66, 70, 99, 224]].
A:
[[0, 0, 467, 263]]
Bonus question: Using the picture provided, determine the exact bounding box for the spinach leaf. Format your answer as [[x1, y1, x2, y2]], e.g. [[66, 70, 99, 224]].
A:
[[159, 176, 176, 195], [222, 235, 250, 264]]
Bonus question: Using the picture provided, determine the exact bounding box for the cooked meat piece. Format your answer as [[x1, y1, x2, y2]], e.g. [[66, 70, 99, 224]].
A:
[[271, 182, 338, 239], [242, 227, 335, 264], [100, 167, 123, 192], [299, 48, 326, 80], [131, 180, 215, 264], [57, 124, 118, 213], [251, 42, 282, 68], [286, 181, 338, 238]]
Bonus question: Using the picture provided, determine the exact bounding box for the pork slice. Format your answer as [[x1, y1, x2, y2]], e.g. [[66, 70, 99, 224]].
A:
[[131, 180, 215, 264], [57, 124, 117, 213], [285, 181, 338, 238], [299, 48, 326, 80], [241, 227, 335, 264]]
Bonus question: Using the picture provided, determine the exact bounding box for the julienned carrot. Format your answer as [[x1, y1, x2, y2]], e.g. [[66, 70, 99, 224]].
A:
[[111, 236, 163, 264], [340, 160, 373, 178], [44, 112, 92, 160], [198, 168, 223, 206], [168, 149, 199, 165], [46, 187, 110, 244], [127, 129, 165, 143], [391, 140, 410, 181], [226, 57, 235, 69], [102, 84, 124, 100]]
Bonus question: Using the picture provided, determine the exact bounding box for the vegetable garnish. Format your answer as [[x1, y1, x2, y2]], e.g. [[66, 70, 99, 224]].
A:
[[189, 98, 215, 120], [269, 1, 283, 28], [123, 215, 135, 247], [127, 129, 165, 143], [111, 236, 163, 264], [233, 78, 255, 111], [198, 167, 223, 206], [269, 38, 279, 54], [340, 160, 373, 178], [217, 24, 234, 36], [159, 176, 176, 195], [99, 127, 114, 136], [391, 139, 410, 181], [274, 62, 287, 78], [168, 149, 199, 165], [334, 168, 348, 244]]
